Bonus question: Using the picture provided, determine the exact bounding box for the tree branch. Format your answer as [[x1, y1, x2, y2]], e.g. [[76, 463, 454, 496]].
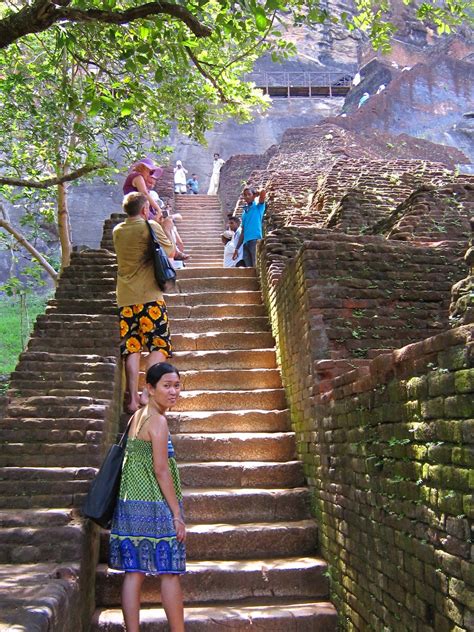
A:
[[0, 1, 212, 50], [0, 162, 106, 189], [185, 46, 233, 104], [0, 216, 59, 282]]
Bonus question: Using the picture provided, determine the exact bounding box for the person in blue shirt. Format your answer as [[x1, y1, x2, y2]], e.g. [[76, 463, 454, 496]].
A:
[[186, 174, 199, 195], [233, 186, 266, 267]]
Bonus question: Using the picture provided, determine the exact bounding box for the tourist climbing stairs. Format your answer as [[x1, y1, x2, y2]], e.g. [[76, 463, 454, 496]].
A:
[[92, 195, 337, 629]]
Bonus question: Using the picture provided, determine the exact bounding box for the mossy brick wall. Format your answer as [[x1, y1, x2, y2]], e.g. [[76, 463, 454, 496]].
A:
[[259, 240, 474, 631]]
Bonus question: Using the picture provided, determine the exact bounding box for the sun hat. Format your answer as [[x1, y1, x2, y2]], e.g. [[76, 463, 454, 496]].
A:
[[136, 157, 163, 178], [221, 230, 233, 240]]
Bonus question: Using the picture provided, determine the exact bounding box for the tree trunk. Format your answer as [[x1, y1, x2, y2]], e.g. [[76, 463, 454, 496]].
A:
[[57, 181, 72, 270], [0, 217, 59, 282]]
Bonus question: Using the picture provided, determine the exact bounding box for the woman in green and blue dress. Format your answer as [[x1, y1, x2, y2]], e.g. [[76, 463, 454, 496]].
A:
[[109, 363, 186, 632]]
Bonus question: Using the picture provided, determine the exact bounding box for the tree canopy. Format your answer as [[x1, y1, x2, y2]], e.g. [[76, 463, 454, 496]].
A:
[[0, 0, 471, 281]]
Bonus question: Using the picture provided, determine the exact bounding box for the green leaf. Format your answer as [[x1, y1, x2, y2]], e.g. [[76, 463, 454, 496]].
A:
[[254, 7, 268, 31], [120, 103, 133, 116]]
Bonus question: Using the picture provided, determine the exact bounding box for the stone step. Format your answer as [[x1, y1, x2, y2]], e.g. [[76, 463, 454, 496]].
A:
[[0, 416, 101, 433], [0, 452, 102, 469], [27, 337, 117, 352], [8, 381, 110, 398], [0, 487, 89, 509], [0, 466, 96, 482], [95, 556, 329, 607], [181, 487, 310, 523], [176, 277, 259, 293], [176, 267, 256, 279], [185, 263, 224, 269], [92, 600, 337, 631], [178, 460, 304, 489], [0, 508, 73, 528], [11, 361, 116, 378], [0, 524, 85, 564], [171, 316, 269, 334], [0, 467, 95, 508], [122, 408, 289, 435], [166, 290, 262, 306], [168, 349, 277, 370], [0, 424, 103, 443], [172, 332, 274, 351], [5, 396, 109, 418], [173, 368, 282, 391], [174, 388, 286, 411], [168, 303, 266, 319], [17, 351, 117, 366], [173, 432, 295, 461], [100, 520, 318, 561], [167, 408, 289, 433]]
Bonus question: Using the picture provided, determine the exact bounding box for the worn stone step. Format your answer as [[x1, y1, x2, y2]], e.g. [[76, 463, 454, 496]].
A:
[[171, 316, 269, 334], [172, 332, 274, 351], [5, 396, 109, 418], [11, 364, 116, 381], [92, 600, 337, 631], [161, 409, 290, 434], [178, 461, 304, 489], [17, 351, 116, 366], [174, 388, 285, 411], [8, 381, 111, 398], [27, 337, 117, 351], [173, 432, 296, 462], [167, 304, 266, 319], [0, 467, 94, 508], [170, 369, 282, 391], [0, 508, 74, 528], [0, 418, 104, 433], [0, 524, 84, 564], [176, 267, 256, 279], [0, 466, 96, 482], [182, 487, 310, 523], [0, 424, 102, 443], [100, 519, 318, 561], [95, 556, 329, 607], [168, 349, 277, 371], [0, 444, 102, 468], [176, 277, 259, 293], [0, 487, 89, 509], [166, 291, 262, 306]]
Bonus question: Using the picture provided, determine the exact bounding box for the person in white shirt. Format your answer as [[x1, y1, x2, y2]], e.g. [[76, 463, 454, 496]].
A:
[[222, 230, 237, 268], [174, 160, 188, 194], [228, 216, 244, 266], [207, 153, 225, 195]]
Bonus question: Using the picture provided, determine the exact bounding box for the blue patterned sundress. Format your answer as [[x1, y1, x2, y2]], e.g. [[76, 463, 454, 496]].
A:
[[109, 433, 186, 574]]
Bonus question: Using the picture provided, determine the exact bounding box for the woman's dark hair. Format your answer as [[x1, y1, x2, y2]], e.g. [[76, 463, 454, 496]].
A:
[[146, 362, 180, 387]]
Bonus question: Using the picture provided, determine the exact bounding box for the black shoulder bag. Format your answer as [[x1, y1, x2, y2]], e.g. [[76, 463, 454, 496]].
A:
[[146, 220, 177, 292], [82, 417, 133, 529]]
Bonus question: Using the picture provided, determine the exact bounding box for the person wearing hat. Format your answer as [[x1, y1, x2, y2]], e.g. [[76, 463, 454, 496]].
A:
[[222, 229, 237, 268], [174, 160, 188, 194], [123, 158, 164, 217]]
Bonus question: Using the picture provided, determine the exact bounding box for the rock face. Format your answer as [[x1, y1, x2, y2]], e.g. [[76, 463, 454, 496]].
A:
[[342, 55, 474, 163]]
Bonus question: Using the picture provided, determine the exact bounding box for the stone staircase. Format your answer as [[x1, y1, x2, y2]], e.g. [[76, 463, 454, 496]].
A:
[[91, 197, 337, 629], [174, 194, 225, 268], [0, 249, 122, 630]]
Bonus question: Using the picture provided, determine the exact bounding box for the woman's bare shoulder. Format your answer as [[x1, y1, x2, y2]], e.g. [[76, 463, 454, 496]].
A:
[[147, 411, 169, 436]]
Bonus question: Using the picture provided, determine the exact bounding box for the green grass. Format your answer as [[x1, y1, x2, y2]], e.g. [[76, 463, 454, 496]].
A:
[[0, 292, 51, 387]]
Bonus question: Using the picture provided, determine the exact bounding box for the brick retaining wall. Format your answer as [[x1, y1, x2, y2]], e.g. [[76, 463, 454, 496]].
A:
[[259, 237, 473, 631]]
